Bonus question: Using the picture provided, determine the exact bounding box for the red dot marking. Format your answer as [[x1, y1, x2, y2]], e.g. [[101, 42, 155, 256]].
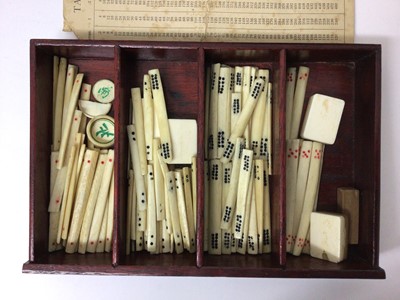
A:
[[101, 161, 105, 164], [294, 156, 297, 159], [87, 160, 91, 163], [70, 242, 74, 245], [76, 80, 79, 83], [106, 238, 110, 241], [90, 241, 94, 245], [84, 89, 88, 93], [74, 117, 78, 121], [68, 73, 71, 76], [55, 160, 59, 163], [109, 159, 113, 162], [99, 240, 102, 244], [288, 155, 291, 158], [56, 198, 60, 203]]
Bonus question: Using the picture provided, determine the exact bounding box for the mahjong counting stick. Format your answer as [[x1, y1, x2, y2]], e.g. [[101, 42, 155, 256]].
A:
[[146, 165, 157, 253], [288, 66, 309, 140], [209, 159, 222, 254], [220, 138, 245, 230], [234, 149, 254, 239], [127, 125, 147, 211], [183, 167, 196, 253], [292, 142, 324, 256], [62, 64, 78, 133], [208, 63, 220, 159], [251, 69, 269, 158], [53, 57, 67, 151], [175, 170, 191, 252], [153, 138, 165, 221], [285, 67, 297, 139], [57, 73, 84, 169], [131, 87, 147, 175], [143, 75, 154, 161], [217, 66, 232, 159], [220, 78, 265, 164], [78, 152, 109, 253], [65, 149, 99, 253], [148, 69, 173, 162], [86, 150, 114, 253], [105, 170, 114, 252]]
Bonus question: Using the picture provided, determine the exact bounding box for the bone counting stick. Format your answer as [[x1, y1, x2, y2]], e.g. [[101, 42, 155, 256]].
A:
[[148, 69, 173, 162], [220, 78, 265, 164]]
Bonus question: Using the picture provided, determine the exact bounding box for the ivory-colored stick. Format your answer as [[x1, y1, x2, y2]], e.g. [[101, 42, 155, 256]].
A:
[[49, 109, 81, 212], [156, 148, 172, 234], [85, 150, 114, 253], [291, 140, 312, 253], [153, 139, 165, 221], [247, 185, 258, 255], [221, 78, 265, 164], [230, 92, 242, 133], [53, 57, 67, 151], [105, 171, 114, 252], [191, 156, 197, 232], [175, 170, 191, 252], [262, 160, 272, 253], [146, 165, 157, 253], [127, 125, 147, 211], [148, 69, 173, 162], [183, 167, 196, 253], [234, 149, 254, 239], [237, 165, 254, 254], [95, 203, 108, 253], [221, 162, 232, 255], [205, 67, 211, 160], [65, 149, 99, 253], [57, 73, 84, 169], [266, 83, 273, 174], [209, 159, 222, 254], [57, 144, 77, 243], [234, 66, 243, 93], [292, 142, 324, 256], [48, 212, 61, 252], [165, 171, 184, 254], [130, 171, 137, 240], [76, 143, 86, 179], [285, 67, 297, 139], [217, 66, 232, 158], [62, 64, 78, 133], [78, 83, 91, 134], [259, 83, 270, 162], [131, 88, 147, 175], [78, 152, 108, 253], [286, 139, 301, 251], [52, 56, 59, 140], [143, 75, 154, 161], [136, 230, 144, 251], [220, 138, 245, 230], [161, 219, 171, 253], [126, 170, 134, 254], [208, 63, 220, 159], [251, 69, 269, 158], [60, 133, 84, 242], [50, 152, 59, 198], [254, 159, 264, 251], [203, 161, 209, 252], [289, 66, 310, 140]]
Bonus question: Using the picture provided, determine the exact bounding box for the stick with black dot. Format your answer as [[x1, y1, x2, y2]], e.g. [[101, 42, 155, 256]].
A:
[[148, 69, 173, 162], [127, 125, 147, 211], [220, 78, 265, 164]]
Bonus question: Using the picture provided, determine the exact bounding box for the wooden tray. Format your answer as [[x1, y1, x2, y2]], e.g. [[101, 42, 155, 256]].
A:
[[23, 40, 385, 278]]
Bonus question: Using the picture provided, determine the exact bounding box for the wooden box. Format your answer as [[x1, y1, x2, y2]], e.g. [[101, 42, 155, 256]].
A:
[[23, 40, 385, 278]]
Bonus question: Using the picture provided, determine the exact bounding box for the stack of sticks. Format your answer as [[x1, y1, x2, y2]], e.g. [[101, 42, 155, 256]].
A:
[[127, 69, 197, 254], [204, 64, 272, 255], [48, 56, 115, 254], [285, 66, 325, 256]]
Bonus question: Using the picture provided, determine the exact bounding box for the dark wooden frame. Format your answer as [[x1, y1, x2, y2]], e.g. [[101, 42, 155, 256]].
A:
[[23, 40, 385, 279]]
